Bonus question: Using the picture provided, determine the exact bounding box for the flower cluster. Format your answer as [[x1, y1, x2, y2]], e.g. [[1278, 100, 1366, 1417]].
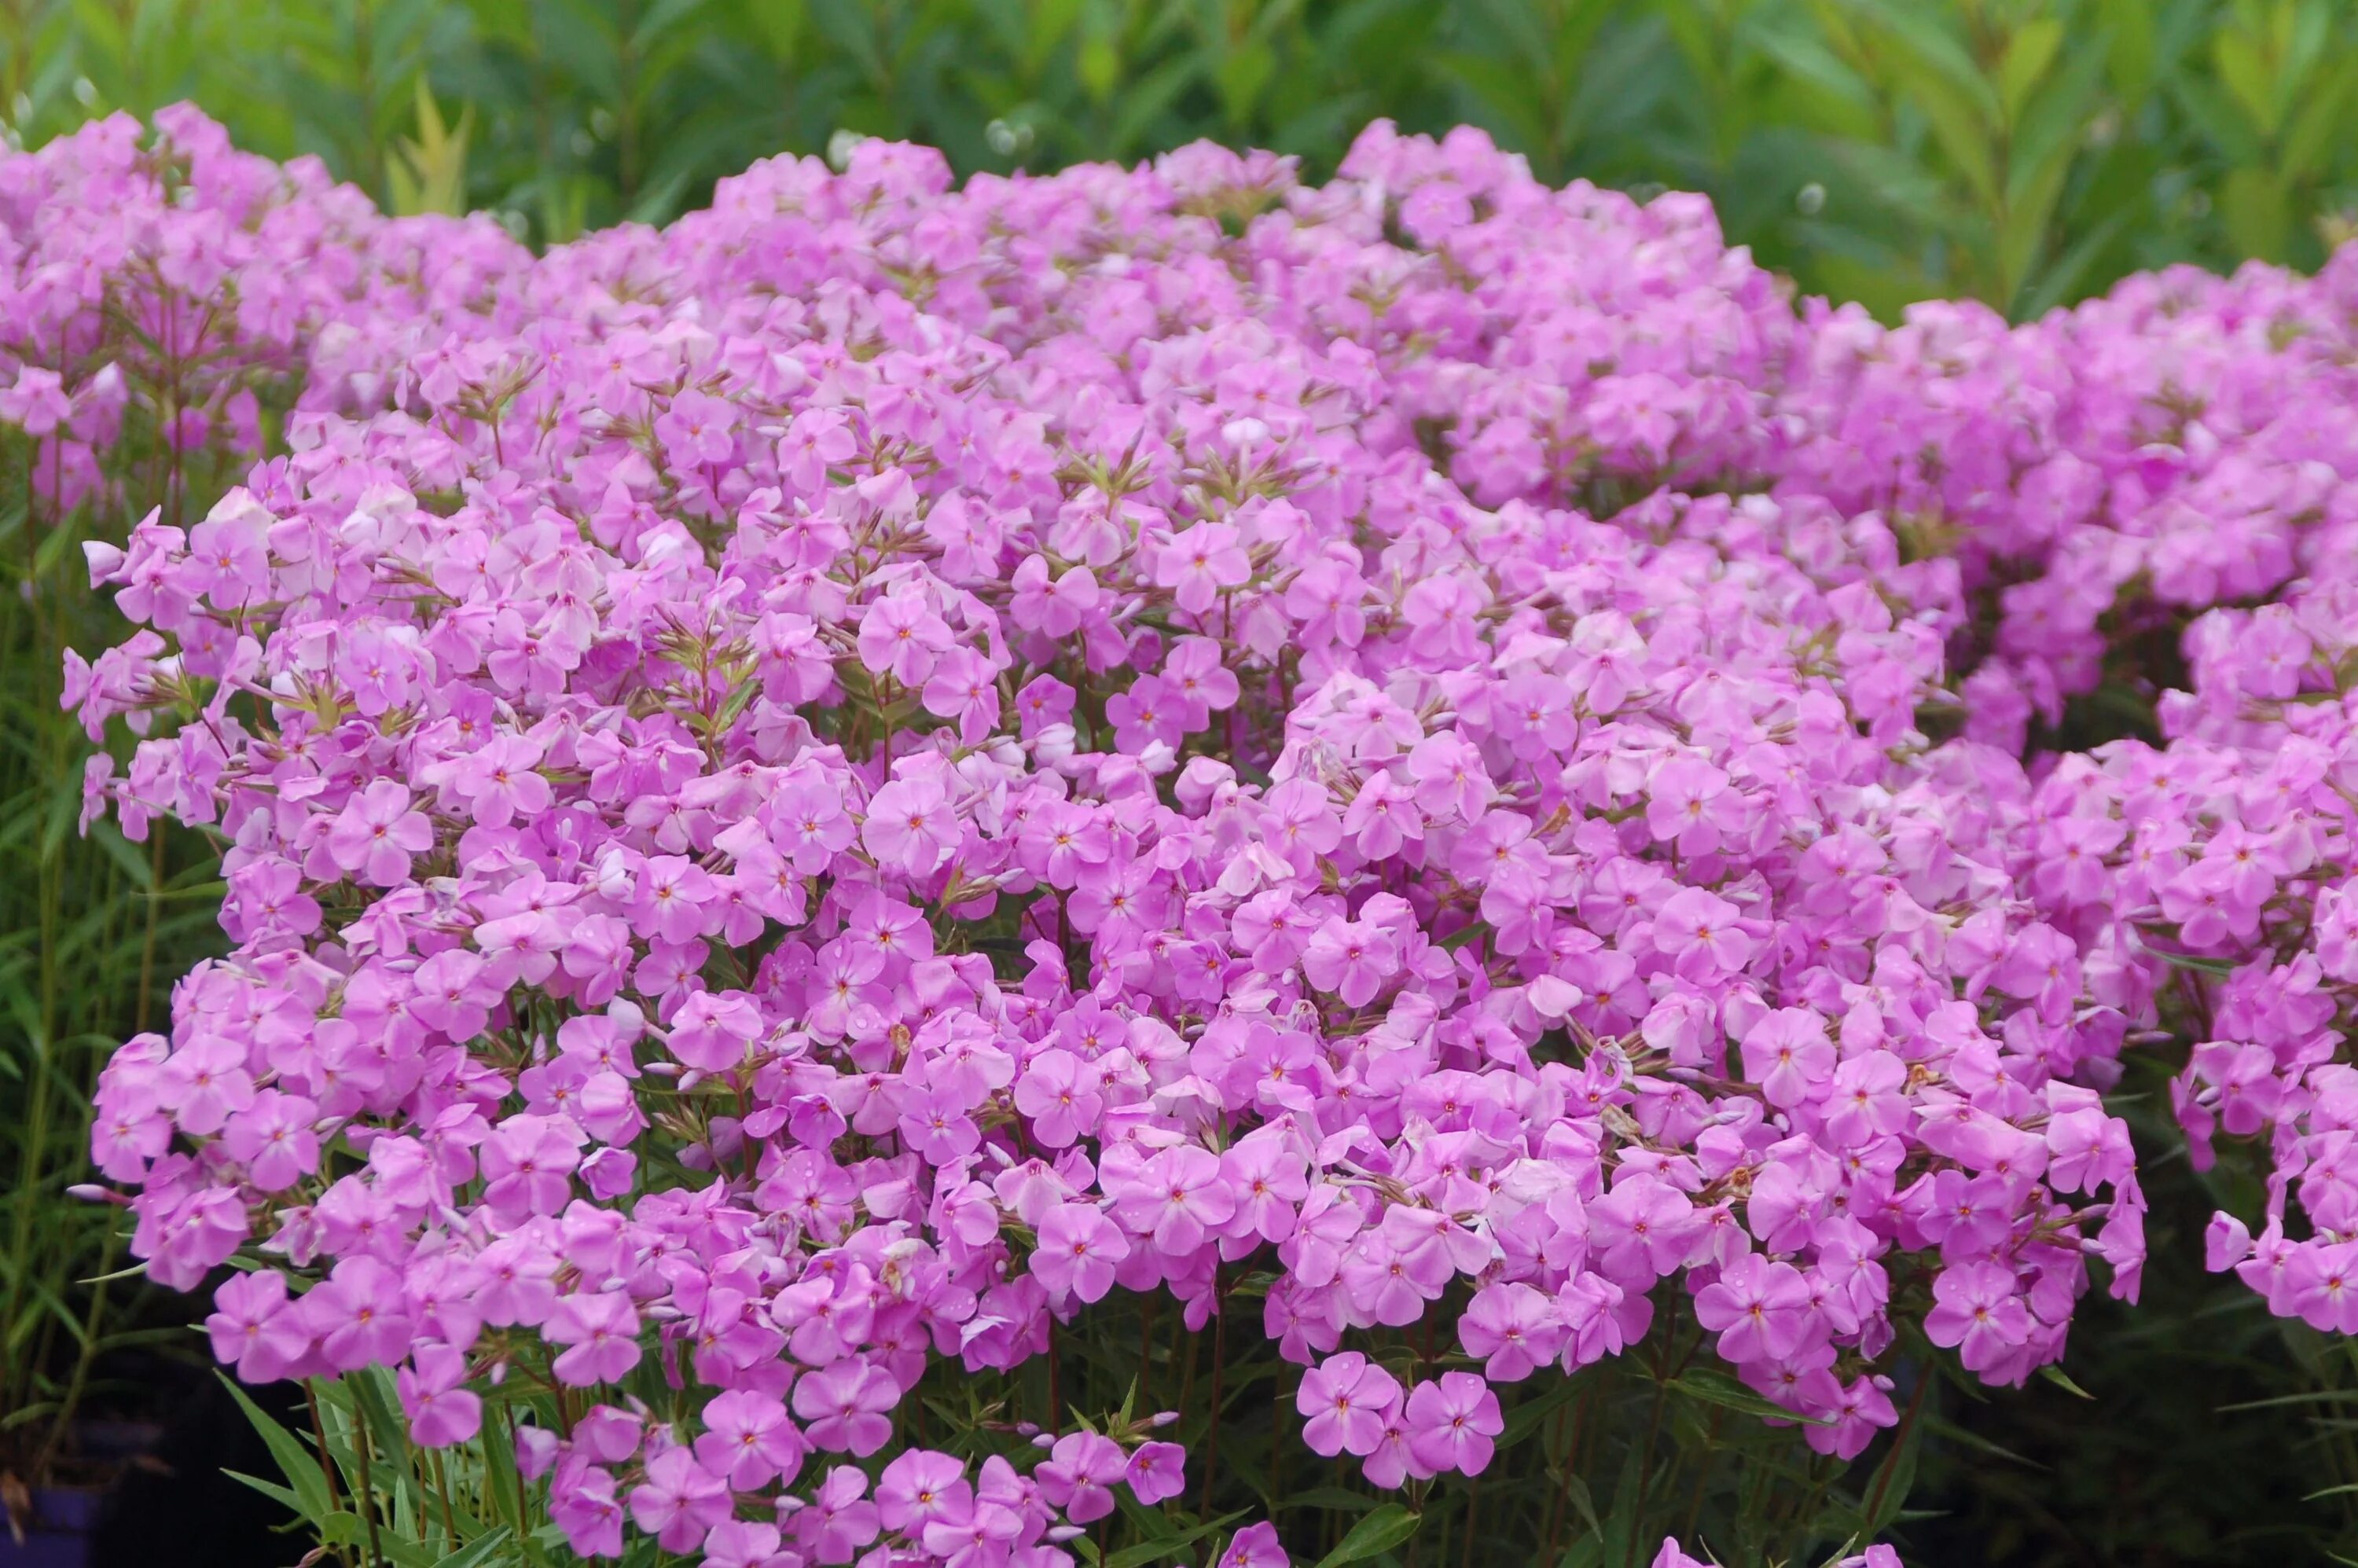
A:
[[32, 104, 2358, 1566]]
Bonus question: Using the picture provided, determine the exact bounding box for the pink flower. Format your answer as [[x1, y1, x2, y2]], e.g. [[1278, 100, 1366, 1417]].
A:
[[1297, 1350, 1402, 1457], [1, 365, 72, 435], [1218, 1522, 1291, 1568], [299, 1256, 414, 1372], [876, 1449, 971, 1534], [863, 774, 960, 876], [666, 989, 763, 1072], [1032, 1202, 1129, 1304], [1036, 1430, 1127, 1522], [1156, 522, 1250, 614], [857, 590, 953, 685], [324, 781, 433, 887], [545, 1290, 642, 1386], [206, 1269, 308, 1384], [693, 1389, 806, 1490], [1404, 1371, 1504, 1475], [626, 1447, 731, 1555], [1302, 917, 1400, 1007], [794, 1466, 881, 1562], [1109, 1145, 1237, 1254], [1739, 1009, 1835, 1109], [1125, 1441, 1187, 1504], [395, 1343, 483, 1447], [1923, 1261, 2031, 1376], [1651, 887, 1754, 979], [550, 1462, 625, 1559], [1458, 1282, 1564, 1382], [792, 1359, 897, 1455], [442, 733, 551, 827], [1694, 1254, 1813, 1364], [220, 1090, 319, 1191]]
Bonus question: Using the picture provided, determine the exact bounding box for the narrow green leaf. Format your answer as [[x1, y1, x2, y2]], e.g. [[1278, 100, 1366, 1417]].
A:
[[1670, 1368, 1835, 1425], [1104, 1511, 1248, 1568], [432, 1525, 514, 1568], [1313, 1502, 1423, 1568], [219, 1373, 335, 1524], [1997, 18, 2064, 124]]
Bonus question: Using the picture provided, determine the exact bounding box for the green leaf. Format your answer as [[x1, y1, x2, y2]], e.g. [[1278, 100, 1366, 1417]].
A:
[[1558, 1467, 1603, 1543], [222, 1468, 306, 1514], [432, 1526, 514, 1568], [1104, 1511, 1249, 1568], [1313, 1503, 1423, 1568], [2147, 945, 2239, 976], [1499, 1374, 1583, 1450], [2039, 1364, 2096, 1401], [219, 1374, 334, 1525], [1860, 1400, 1925, 1537], [2221, 163, 2292, 260], [1599, 1446, 1644, 1566], [1897, 62, 2000, 210], [1997, 18, 2064, 125], [2213, 28, 2282, 138], [1669, 1368, 1834, 1425], [2279, 55, 2358, 182]]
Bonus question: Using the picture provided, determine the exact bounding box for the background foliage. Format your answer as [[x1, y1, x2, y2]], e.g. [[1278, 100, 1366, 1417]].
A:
[[6, 3, 2358, 1564], [3, 0, 2358, 321]]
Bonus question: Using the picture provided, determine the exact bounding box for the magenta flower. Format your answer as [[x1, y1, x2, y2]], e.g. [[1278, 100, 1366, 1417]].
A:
[[1301, 916, 1400, 1008], [1923, 1261, 2033, 1377], [876, 1449, 972, 1534], [791, 1359, 898, 1455], [323, 780, 433, 887], [1125, 1441, 1187, 1504], [220, 1090, 319, 1192], [1739, 1009, 1836, 1110], [1031, 1202, 1129, 1304], [1651, 887, 1754, 980], [1036, 1430, 1127, 1522], [626, 1447, 732, 1555], [857, 590, 954, 685], [1297, 1351, 1402, 1457], [1218, 1522, 1291, 1568], [863, 774, 960, 876], [794, 1465, 881, 1562], [1695, 1254, 1814, 1363], [549, 1462, 626, 1559], [665, 988, 763, 1072], [395, 1343, 483, 1447], [545, 1290, 642, 1386], [1404, 1371, 1504, 1475], [1459, 1281, 1564, 1382], [1156, 522, 1250, 614], [1109, 1145, 1237, 1254], [205, 1269, 309, 1384], [694, 1389, 807, 1490], [299, 1256, 415, 1373]]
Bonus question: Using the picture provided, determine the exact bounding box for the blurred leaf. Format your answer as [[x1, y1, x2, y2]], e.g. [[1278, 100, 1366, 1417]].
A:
[[2221, 164, 2291, 261], [1997, 17, 2062, 127], [387, 76, 474, 215], [1312, 1503, 1423, 1568]]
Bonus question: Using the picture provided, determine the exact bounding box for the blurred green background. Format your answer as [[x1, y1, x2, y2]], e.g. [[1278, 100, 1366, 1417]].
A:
[[4, 0, 2358, 321]]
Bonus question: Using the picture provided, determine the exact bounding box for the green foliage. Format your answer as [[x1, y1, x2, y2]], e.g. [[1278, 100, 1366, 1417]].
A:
[[0, 246, 251, 1493], [5, 0, 2358, 317]]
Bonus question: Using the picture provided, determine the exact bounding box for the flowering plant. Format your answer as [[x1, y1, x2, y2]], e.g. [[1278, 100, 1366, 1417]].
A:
[[29, 105, 2358, 1566]]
